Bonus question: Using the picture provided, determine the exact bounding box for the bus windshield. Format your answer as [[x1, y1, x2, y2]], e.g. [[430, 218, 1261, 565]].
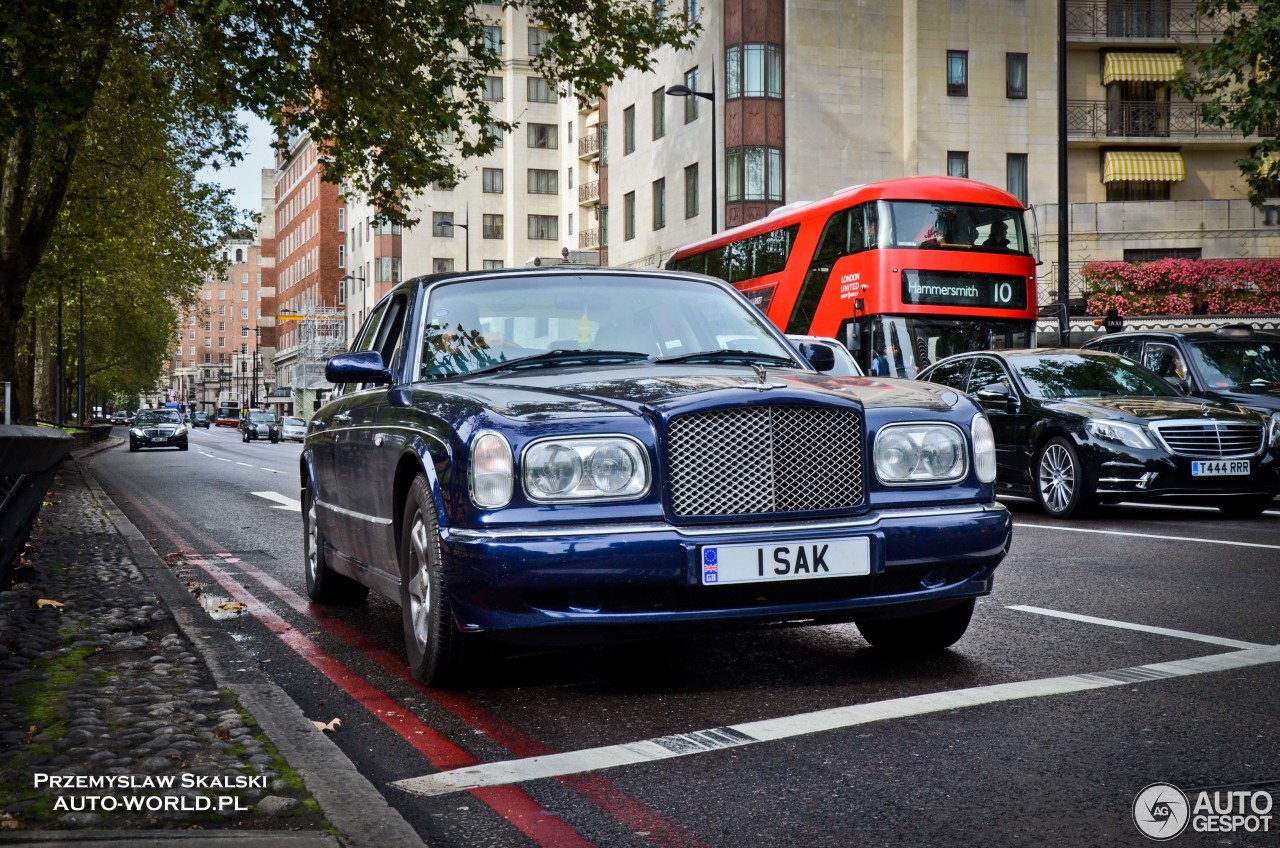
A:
[[866, 316, 1036, 379], [881, 200, 1027, 254]]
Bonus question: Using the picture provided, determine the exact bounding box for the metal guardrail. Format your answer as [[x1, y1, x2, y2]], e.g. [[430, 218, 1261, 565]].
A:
[[0, 426, 75, 589], [1067, 100, 1276, 139], [1064, 1, 1246, 39]]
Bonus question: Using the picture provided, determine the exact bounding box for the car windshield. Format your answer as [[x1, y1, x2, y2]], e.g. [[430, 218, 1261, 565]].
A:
[[136, 410, 181, 425], [420, 274, 795, 379], [881, 200, 1027, 253], [1186, 338, 1280, 390], [1008, 352, 1179, 400], [249, 412, 275, 423], [284, 417, 306, 426]]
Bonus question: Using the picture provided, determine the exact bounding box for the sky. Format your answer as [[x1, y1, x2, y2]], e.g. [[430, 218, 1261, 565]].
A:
[[198, 111, 277, 219]]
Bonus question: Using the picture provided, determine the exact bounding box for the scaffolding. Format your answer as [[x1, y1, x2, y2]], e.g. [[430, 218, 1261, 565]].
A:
[[279, 306, 346, 414]]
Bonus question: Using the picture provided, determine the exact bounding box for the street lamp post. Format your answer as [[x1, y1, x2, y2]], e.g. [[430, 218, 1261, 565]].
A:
[[434, 207, 470, 271], [251, 326, 261, 409], [666, 68, 717, 235]]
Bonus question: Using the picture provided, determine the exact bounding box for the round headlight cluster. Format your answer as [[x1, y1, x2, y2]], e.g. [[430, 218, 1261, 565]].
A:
[[873, 423, 968, 484], [470, 432, 514, 508], [523, 437, 649, 502]]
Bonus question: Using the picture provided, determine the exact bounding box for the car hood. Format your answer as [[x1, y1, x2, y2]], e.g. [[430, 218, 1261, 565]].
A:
[[1044, 395, 1262, 423], [436, 364, 957, 419], [1198, 387, 1280, 414]]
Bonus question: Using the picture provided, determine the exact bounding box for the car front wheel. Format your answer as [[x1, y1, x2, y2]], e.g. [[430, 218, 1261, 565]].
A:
[[302, 484, 369, 604], [1035, 437, 1094, 519], [400, 475, 473, 687], [856, 599, 975, 651]]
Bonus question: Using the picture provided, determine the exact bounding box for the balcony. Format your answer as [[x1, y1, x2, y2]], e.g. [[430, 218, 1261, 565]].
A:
[[578, 180, 600, 206], [1065, 1, 1248, 40], [579, 228, 600, 250], [578, 132, 600, 160], [1067, 100, 1276, 139]]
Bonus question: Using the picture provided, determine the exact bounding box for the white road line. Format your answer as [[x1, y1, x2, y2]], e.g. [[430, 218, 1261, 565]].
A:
[[251, 491, 302, 512], [1007, 605, 1270, 649], [236, 462, 255, 468], [1013, 522, 1280, 550], [391, 644, 1280, 798]]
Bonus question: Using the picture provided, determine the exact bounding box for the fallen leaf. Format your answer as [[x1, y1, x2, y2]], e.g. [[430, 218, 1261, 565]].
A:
[[36, 599, 64, 610], [0, 813, 21, 831], [214, 726, 231, 741], [26, 725, 39, 739], [218, 602, 246, 612], [311, 718, 342, 733]]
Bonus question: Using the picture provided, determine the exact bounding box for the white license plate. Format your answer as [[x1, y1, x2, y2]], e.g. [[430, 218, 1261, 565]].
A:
[[1191, 460, 1250, 476], [153, 437, 167, 442], [700, 538, 871, 585]]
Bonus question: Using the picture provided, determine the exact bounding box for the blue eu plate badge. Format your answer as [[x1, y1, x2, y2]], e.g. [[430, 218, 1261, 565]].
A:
[[702, 548, 719, 583]]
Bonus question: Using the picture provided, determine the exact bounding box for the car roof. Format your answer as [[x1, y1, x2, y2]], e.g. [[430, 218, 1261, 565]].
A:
[[1085, 326, 1280, 344]]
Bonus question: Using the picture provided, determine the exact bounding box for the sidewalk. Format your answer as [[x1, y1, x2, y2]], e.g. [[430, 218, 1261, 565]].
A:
[[0, 441, 424, 848]]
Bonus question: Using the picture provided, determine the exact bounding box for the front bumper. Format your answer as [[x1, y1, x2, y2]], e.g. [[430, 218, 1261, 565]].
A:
[[439, 503, 1012, 641], [131, 433, 187, 449], [1093, 448, 1280, 503]]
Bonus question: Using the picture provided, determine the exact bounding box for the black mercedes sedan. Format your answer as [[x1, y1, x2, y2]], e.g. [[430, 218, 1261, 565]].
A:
[[917, 348, 1280, 519]]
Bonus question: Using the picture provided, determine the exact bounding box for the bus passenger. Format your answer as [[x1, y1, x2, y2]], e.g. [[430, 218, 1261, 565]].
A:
[[984, 221, 1010, 249]]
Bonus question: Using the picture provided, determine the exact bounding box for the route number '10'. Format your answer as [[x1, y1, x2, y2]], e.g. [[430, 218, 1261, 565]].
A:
[[992, 281, 1015, 304]]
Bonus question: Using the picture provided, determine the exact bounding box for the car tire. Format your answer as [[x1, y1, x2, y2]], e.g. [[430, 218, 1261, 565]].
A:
[[1217, 494, 1274, 518], [856, 598, 975, 651], [1035, 437, 1095, 519], [400, 474, 473, 687], [302, 484, 369, 604], [129, 442, 139, 453], [179, 444, 188, 451]]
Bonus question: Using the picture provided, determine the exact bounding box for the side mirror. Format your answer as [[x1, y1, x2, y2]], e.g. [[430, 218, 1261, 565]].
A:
[[798, 342, 836, 373], [327, 350, 392, 385], [974, 383, 1018, 410], [1164, 376, 1189, 395]]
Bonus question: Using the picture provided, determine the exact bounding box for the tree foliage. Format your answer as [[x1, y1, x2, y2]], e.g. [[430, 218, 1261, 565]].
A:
[[0, 0, 698, 422], [1177, 0, 1280, 207]]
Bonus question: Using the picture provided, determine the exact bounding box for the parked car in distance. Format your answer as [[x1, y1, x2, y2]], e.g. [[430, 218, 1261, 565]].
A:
[[128, 408, 189, 452], [240, 410, 280, 443], [192, 411, 211, 428], [917, 348, 1280, 519], [788, 334, 864, 376], [1082, 324, 1280, 414], [280, 416, 307, 442], [110, 411, 129, 425], [302, 267, 1012, 687], [215, 406, 239, 427]]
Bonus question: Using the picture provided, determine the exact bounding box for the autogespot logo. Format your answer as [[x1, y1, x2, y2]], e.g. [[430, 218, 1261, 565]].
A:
[[1134, 783, 1190, 841]]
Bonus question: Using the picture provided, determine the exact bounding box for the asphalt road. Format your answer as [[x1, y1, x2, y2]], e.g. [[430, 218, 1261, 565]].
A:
[[88, 423, 1280, 848]]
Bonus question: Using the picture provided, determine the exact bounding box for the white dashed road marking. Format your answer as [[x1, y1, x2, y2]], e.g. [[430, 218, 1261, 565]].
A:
[[1008, 605, 1270, 649], [251, 491, 302, 512]]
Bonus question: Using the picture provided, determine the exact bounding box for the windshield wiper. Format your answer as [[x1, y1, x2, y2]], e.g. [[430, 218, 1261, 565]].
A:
[[654, 349, 796, 366], [464, 348, 651, 376]]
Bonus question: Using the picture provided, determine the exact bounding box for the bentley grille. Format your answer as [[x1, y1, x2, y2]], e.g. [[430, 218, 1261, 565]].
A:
[[667, 406, 865, 516], [1151, 421, 1265, 458]]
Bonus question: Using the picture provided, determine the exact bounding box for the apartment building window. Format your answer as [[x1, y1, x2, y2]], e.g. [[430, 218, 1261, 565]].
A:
[[527, 123, 558, 149], [482, 168, 504, 193], [1007, 154, 1029, 204], [218, 321, 225, 332], [204, 338, 211, 348], [218, 337, 225, 348], [653, 178, 666, 230], [241, 326, 248, 337], [1106, 180, 1170, 201], [433, 211, 454, 235], [240, 289, 248, 301], [528, 26, 549, 56], [947, 50, 968, 97], [652, 88, 666, 139], [1124, 247, 1201, 262], [684, 164, 699, 218], [376, 257, 402, 283], [483, 76, 503, 101], [528, 214, 558, 240], [482, 25, 502, 55], [683, 68, 700, 122], [685, 0, 699, 22], [623, 106, 636, 154], [624, 192, 636, 240], [947, 151, 969, 178], [1007, 53, 1028, 99], [204, 322, 211, 331], [241, 308, 248, 319], [528, 168, 558, 194], [219, 290, 226, 300], [726, 147, 783, 202], [482, 260, 504, 269], [568, 212, 574, 235], [726, 44, 782, 99], [434, 258, 455, 273], [338, 244, 345, 267], [527, 77, 556, 103], [567, 121, 573, 143], [567, 166, 574, 190], [600, 207, 609, 248], [337, 208, 344, 230], [482, 214, 504, 239], [485, 123, 503, 147]]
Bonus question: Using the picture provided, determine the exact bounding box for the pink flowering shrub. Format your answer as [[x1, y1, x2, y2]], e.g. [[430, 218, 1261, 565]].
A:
[[1083, 258, 1280, 315]]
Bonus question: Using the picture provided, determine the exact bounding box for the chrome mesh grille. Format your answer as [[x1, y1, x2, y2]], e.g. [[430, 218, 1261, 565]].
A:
[[1152, 421, 1265, 458], [667, 406, 865, 516]]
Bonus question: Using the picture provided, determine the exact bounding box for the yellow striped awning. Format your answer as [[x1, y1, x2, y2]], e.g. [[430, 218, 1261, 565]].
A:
[[1262, 150, 1280, 177], [1103, 151, 1185, 183], [1103, 52, 1184, 84]]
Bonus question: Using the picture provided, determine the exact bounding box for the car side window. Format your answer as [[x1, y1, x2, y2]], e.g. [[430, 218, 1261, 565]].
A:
[[333, 302, 389, 397], [1143, 342, 1187, 381], [967, 357, 1012, 395], [1092, 338, 1143, 361], [926, 358, 972, 391], [371, 294, 409, 379]]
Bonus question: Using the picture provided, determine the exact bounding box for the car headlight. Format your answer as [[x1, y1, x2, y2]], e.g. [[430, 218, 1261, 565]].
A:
[[523, 436, 650, 502], [873, 423, 967, 484], [1268, 412, 1280, 449], [129, 428, 143, 437], [1085, 419, 1153, 450], [174, 426, 187, 437], [470, 432, 514, 508], [971, 413, 997, 484]]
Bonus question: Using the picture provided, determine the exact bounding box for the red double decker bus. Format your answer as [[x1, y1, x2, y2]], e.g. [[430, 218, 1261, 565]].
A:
[[665, 176, 1039, 377]]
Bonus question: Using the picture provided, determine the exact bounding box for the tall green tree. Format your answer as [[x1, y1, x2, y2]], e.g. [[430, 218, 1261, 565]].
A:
[[1177, 0, 1280, 207], [1, 0, 697, 422]]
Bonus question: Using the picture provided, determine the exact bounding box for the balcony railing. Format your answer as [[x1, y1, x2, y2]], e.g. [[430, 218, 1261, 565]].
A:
[[578, 180, 600, 205], [578, 132, 600, 159], [579, 227, 600, 249], [1065, 1, 1248, 39], [1067, 100, 1276, 139]]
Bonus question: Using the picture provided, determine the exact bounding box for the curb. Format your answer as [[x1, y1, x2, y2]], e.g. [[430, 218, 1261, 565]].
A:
[[72, 442, 425, 848]]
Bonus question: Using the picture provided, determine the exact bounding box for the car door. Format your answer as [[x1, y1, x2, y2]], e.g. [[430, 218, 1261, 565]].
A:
[[965, 356, 1028, 489]]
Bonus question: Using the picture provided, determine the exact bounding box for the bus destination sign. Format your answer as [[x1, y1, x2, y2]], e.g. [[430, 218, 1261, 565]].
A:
[[901, 270, 1027, 311]]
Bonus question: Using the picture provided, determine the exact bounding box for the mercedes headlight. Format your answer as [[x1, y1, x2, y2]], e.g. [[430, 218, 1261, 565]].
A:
[[523, 436, 649, 502], [873, 423, 967, 484], [1085, 419, 1154, 450], [470, 432, 514, 509], [1268, 412, 1280, 449], [174, 426, 188, 437]]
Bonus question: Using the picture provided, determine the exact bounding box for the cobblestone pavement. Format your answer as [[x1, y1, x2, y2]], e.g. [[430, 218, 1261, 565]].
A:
[[0, 456, 329, 836]]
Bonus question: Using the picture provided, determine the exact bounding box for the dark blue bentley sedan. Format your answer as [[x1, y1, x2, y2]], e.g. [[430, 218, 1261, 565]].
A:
[[301, 268, 1011, 685]]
